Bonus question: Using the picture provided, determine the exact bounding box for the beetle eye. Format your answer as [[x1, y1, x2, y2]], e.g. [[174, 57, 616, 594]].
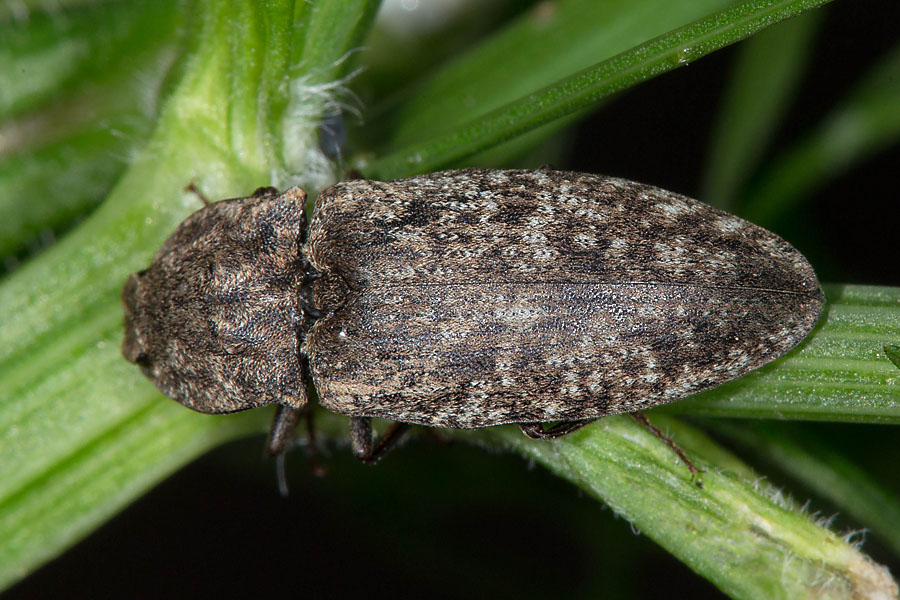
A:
[[136, 268, 149, 277]]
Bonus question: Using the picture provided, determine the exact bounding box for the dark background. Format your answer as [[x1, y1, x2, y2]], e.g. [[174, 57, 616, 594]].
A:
[[7, 1, 899, 598]]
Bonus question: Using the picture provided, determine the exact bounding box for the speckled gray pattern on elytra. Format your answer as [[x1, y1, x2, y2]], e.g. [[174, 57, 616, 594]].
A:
[[123, 169, 823, 444], [305, 169, 822, 427]]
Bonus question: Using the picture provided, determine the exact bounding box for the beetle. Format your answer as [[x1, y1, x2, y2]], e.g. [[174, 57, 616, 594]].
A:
[[122, 169, 823, 462]]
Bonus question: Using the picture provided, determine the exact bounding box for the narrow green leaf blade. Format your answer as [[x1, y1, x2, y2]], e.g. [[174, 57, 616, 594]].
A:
[[743, 41, 900, 225], [700, 12, 821, 211], [363, 0, 836, 181], [379, 0, 740, 149]]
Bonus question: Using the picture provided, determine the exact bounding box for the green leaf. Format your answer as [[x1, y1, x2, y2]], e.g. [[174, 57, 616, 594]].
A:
[[373, 0, 741, 149], [0, 57, 177, 263], [700, 11, 821, 211], [743, 41, 900, 226], [0, 1, 182, 121], [362, 0, 836, 181], [364, 0, 743, 170], [0, 1, 184, 263]]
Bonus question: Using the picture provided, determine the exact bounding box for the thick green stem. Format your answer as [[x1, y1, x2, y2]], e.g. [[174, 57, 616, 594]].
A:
[[0, 0, 378, 588], [468, 416, 898, 599]]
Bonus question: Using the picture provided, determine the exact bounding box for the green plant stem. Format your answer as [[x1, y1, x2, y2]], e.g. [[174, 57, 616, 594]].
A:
[[713, 419, 900, 558], [0, 0, 378, 588], [467, 416, 897, 599], [0, 399, 268, 589]]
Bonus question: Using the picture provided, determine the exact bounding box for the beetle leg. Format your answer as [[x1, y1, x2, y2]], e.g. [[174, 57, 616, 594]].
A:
[[349, 417, 410, 464], [630, 412, 702, 486], [349, 416, 372, 457], [269, 407, 326, 495], [266, 405, 303, 456], [519, 419, 596, 439]]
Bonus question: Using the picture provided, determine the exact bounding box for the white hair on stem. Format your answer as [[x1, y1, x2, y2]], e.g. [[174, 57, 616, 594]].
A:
[[275, 49, 366, 192]]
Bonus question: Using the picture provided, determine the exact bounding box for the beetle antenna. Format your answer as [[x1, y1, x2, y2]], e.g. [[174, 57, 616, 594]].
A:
[[184, 182, 211, 206]]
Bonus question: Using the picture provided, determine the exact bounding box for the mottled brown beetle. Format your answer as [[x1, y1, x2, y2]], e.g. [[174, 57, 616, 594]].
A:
[[122, 169, 823, 462]]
